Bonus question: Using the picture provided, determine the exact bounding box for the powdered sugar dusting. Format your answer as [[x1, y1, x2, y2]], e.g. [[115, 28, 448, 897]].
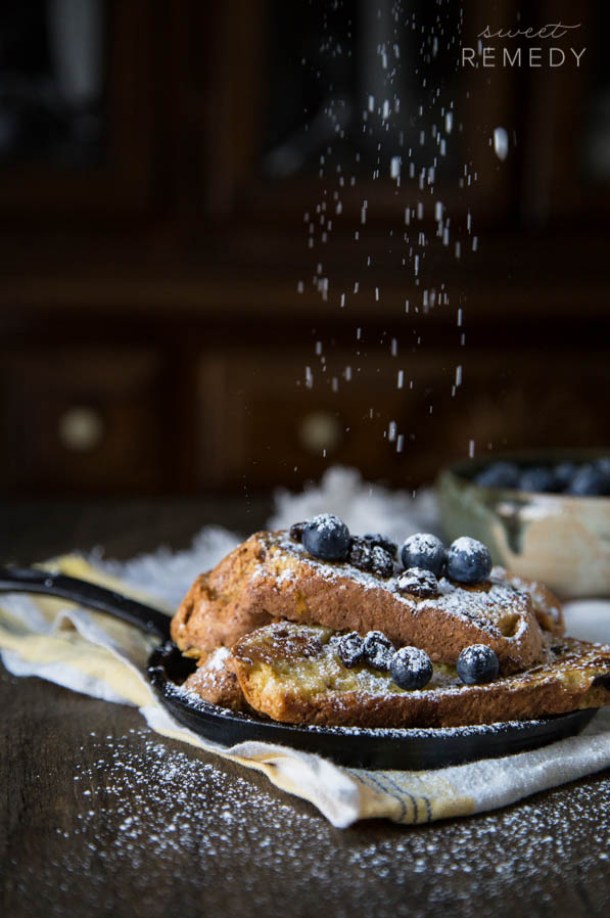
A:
[[56, 728, 610, 911], [206, 646, 231, 671], [510, 572, 563, 625], [307, 512, 345, 534], [273, 533, 531, 642]]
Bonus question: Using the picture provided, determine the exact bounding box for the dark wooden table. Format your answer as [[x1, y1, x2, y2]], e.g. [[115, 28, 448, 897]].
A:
[[1, 498, 610, 918]]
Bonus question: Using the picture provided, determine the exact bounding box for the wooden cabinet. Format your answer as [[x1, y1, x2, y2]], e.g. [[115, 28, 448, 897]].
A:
[[0, 1, 158, 223], [0, 1, 608, 496], [197, 348, 416, 488], [428, 351, 610, 460], [520, 0, 610, 225], [195, 345, 610, 491], [0, 348, 167, 492]]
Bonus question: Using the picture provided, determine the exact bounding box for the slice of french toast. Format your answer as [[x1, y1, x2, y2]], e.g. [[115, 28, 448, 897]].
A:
[[171, 530, 560, 675], [228, 622, 610, 729]]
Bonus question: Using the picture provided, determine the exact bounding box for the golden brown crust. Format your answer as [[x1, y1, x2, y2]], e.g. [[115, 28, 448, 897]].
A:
[[171, 530, 555, 674], [507, 573, 565, 636], [231, 623, 610, 729], [182, 648, 245, 712], [171, 536, 275, 657]]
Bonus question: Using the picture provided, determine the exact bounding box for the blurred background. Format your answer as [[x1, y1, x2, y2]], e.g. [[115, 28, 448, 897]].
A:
[[0, 0, 608, 499]]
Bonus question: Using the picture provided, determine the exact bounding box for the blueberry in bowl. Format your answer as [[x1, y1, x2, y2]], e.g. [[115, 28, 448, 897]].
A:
[[472, 455, 610, 497], [437, 450, 610, 598], [475, 461, 520, 490], [518, 466, 562, 494], [566, 463, 610, 497]]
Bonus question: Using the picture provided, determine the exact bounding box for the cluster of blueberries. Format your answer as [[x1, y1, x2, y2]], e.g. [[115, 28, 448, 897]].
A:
[[288, 514, 501, 688], [331, 630, 499, 690], [474, 457, 610, 497], [289, 514, 494, 587]]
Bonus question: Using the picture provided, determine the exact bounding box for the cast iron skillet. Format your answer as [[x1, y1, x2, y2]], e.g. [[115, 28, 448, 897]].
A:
[[0, 565, 596, 770]]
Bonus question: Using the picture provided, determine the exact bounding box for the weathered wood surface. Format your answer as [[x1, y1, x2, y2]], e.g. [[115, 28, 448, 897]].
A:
[[1, 499, 609, 918]]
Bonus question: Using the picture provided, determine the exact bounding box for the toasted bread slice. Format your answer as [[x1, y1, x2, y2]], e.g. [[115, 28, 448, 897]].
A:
[[230, 622, 610, 729], [171, 530, 557, 675]]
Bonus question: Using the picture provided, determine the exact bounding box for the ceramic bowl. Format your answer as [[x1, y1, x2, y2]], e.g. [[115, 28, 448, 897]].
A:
[[436, 452, 610, 599]]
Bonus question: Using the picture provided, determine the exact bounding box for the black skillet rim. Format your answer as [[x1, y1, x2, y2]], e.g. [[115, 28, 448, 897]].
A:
[[147, 642, 597, 770]]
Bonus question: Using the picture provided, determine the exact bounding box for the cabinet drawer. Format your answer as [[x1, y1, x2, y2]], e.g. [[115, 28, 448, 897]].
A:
[[196, 348, 460, 489], [196, 348, 610, 490], [0, 348, 166, 492]]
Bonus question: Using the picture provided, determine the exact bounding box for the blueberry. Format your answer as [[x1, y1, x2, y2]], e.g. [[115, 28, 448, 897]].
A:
[[456, 644, 500, 684], [518, 466, 561, 494], [363, 533, 398, 558], [370, 546, 395, 578], [593, 461, 610, 495], [400, 533, 446, 576], [302, 514, 351, 561], [335, 632, 365, 668], [363, 631, 395, 671], [396, 567, 439, 599], [566, 464, 610, 497], [475, 461, 520, 489], [446, 537, 492, 584], [347, 537, 374, 572], [595, 457, 610, 478], [289, 521, 307, 542], [390, 646, 433, 690], [554, 461, 578, 489]]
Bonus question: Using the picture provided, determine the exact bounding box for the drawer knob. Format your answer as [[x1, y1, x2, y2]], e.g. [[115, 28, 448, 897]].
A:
[[298, 410, 343, 455], [58, 406, 105, 452]]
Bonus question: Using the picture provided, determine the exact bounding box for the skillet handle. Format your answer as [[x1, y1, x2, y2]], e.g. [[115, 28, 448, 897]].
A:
[[0, 566, 171, 641]]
